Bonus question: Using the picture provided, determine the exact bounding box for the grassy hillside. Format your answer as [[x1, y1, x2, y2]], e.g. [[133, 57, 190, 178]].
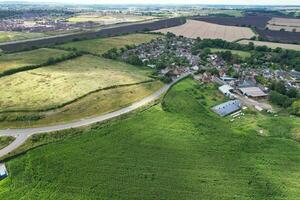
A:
[[0, 48, 70, 74], [57, 33, 161, 55], [1, 79, 299, 199], [0, 137, 14, 150], [0, 55, 154, 112]]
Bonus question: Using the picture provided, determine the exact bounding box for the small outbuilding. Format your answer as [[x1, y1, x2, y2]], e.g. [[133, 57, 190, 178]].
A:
[[0, 163, 8, 180], [212, 100, 241, 117], [218, 85, 235, 99]]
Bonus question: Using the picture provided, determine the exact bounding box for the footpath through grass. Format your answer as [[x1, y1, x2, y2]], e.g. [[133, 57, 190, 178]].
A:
[[0, 79, 300, 199]]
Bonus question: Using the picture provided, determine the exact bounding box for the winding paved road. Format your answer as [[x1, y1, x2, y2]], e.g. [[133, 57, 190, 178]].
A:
[[0, 74, 190, 158]]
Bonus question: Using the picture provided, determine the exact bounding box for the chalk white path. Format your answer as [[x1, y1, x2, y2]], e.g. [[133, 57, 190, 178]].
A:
[[0, 74, 190, 158]]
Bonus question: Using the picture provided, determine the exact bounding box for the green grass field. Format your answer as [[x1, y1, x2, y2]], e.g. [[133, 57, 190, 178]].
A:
[[57, 33, 161, 55], [0, 136, 14, 150], [0, 55, 154, 112], [210, 48, 251, 58], [1, 78, 299, 199], [0, 31, 46, 43], [0, 48, 69, 74]]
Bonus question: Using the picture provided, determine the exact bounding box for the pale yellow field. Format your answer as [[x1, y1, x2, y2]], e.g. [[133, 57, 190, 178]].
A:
[[154, 20, 255, 42], [267, 17, 300, 32], [0, 55, 153, 112], [68, 13, 155, 25], [238, 40, 300, 51]]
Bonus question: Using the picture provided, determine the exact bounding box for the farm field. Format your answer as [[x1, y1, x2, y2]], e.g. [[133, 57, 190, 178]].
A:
[[210, 48, 251, 58], [0, 81, 163, 128], [67, 13, 156, 25], [193, 16, 271, 29], [154, 20, 255, 42], [0, 31, 46, 43], [238, 40, 300, 51], [1, 79, 300, 199], [0, 48, 70, 74], [0, 136, 14, 150], [267, 17, 300, 32], [57, 33, 161, 55], [0, 55, 154, 112]]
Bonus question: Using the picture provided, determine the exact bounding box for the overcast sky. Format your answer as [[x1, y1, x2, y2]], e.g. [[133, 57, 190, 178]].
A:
[[2, 0, 300, 5]]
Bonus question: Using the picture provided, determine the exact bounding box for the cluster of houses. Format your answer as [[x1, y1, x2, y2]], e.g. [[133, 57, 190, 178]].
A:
[[121, 36, 200, 77], [120, 35, 298, 117]]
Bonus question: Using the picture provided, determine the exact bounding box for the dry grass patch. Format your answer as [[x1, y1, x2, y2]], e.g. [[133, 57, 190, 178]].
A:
[[154, 20, 255, 42], [0, 81, 163, 128], [0, 55, 154, 112]]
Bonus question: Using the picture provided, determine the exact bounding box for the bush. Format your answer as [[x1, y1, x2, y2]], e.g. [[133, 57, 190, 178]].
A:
[[159, 76, 172, 83]]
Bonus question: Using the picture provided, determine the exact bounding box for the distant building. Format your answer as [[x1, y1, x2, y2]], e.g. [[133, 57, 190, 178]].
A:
[[0, 163, 8, 179], [220, 76, 236, 82], [212, 100, 241, 117]]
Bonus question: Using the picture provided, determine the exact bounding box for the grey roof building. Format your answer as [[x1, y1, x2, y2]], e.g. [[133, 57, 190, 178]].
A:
[[212, 100, 241, 117]]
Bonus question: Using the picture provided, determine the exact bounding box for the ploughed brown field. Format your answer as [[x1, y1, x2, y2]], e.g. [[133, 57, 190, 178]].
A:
[[154, 19, 256, 42]]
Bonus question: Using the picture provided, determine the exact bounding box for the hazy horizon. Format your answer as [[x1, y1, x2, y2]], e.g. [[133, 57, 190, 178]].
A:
[[1, 0, 300, 6]]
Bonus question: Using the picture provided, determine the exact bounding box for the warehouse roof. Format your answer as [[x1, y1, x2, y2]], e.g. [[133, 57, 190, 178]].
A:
[[212, 100, 241, 117], [239, 87, 267, 98]]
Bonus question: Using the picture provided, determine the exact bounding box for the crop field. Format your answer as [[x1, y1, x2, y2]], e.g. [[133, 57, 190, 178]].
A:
[[256, 28, 300, 44], [1, 79, 300, 199], [193, 16, 271, 28], [0, 48, 69, 74], [0, 55, 154, 112], [154, 20, 255, 42], [210, 48, 251, 58], [0, 136, 14, 150], [57, 33, 161, 55], [267, 17, 300, 32], [238, 40, 300, 51], [67, 13, 156, 25], [0, 31, 46, 43], [0, 18, 184, 52]]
